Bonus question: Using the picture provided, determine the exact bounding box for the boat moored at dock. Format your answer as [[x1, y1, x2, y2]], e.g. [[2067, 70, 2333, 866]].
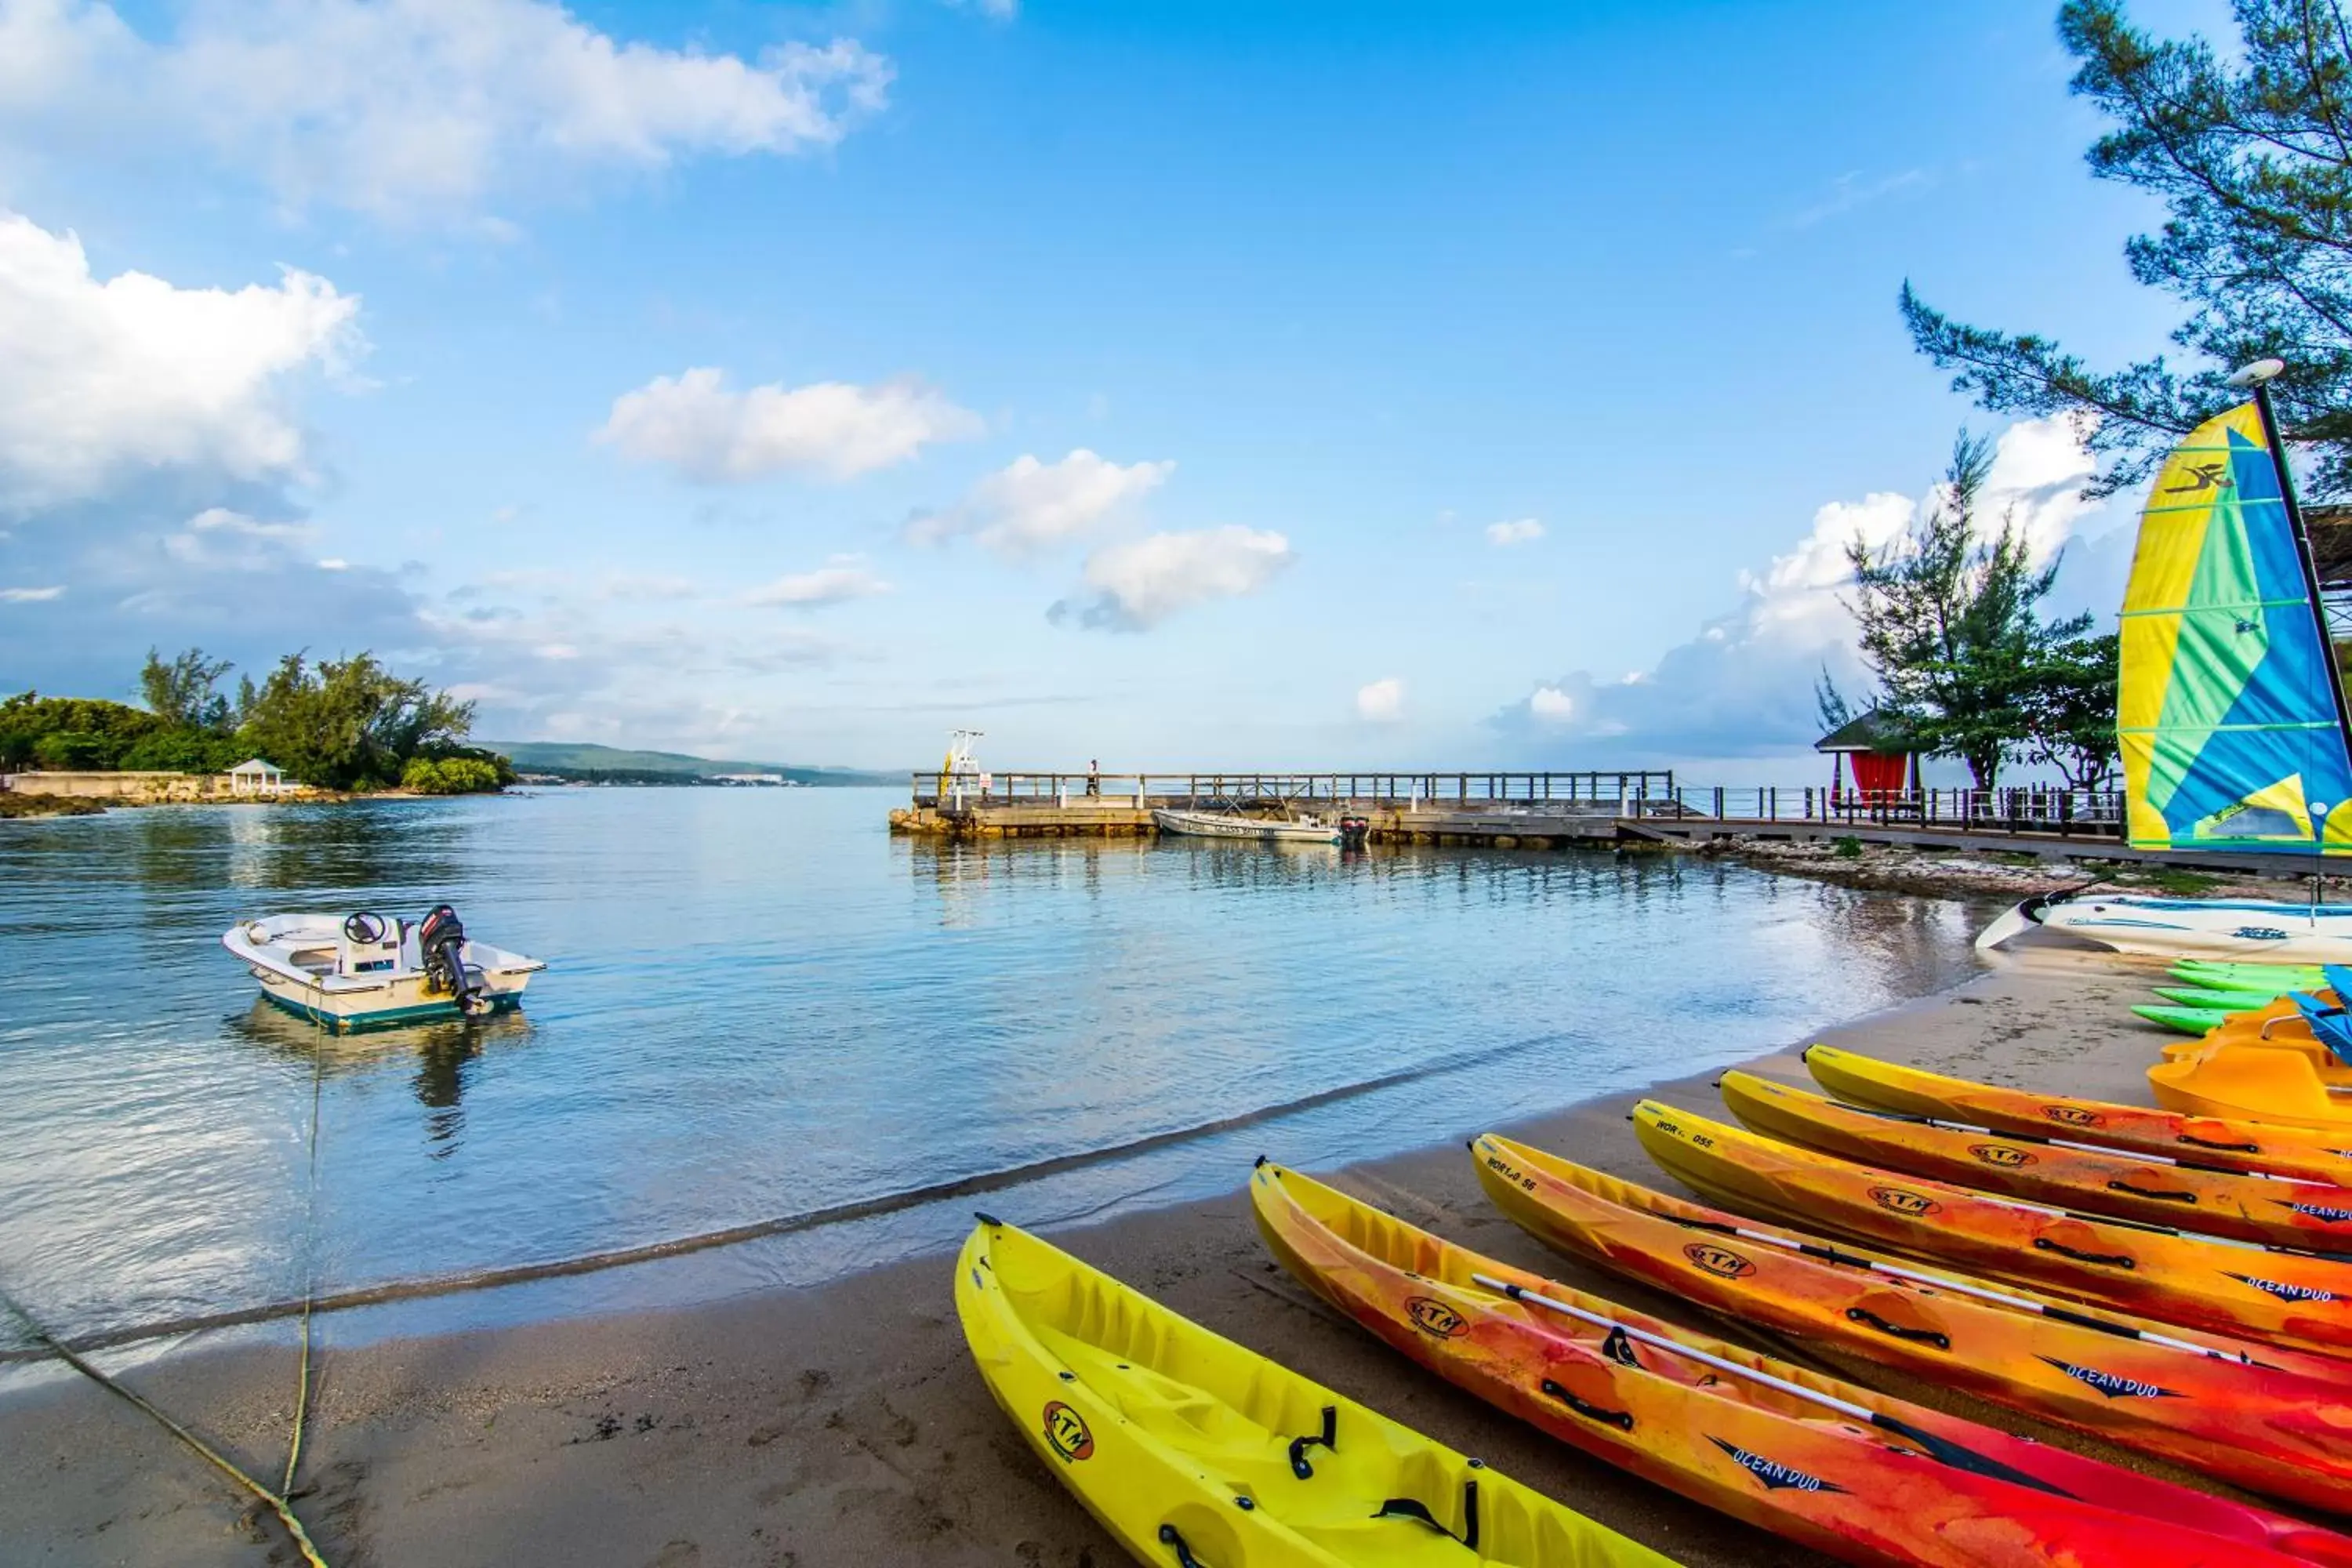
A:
[[1149, 807, 1345, 844]]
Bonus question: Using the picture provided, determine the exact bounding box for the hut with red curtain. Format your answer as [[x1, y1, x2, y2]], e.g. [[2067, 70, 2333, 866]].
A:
[[1817, 709, 1917, 804]]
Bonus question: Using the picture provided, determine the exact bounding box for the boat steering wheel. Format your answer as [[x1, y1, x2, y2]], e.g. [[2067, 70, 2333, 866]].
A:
[[343, 912, 390, 944]]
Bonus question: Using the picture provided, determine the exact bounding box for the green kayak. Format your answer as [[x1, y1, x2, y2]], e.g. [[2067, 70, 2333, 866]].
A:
[[2151, 985, 2288, 1012], [2169, 960, 2323, 996], [2132, 1003, 2228, 1036]]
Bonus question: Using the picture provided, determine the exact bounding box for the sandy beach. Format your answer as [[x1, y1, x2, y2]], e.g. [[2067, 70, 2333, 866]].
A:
[[2, 938, 2252, 1568]]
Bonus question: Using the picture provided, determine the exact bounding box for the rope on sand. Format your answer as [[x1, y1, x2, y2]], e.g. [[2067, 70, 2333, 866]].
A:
[[0, 1018, 336, 1566], [0, 1287, 332, 1568]]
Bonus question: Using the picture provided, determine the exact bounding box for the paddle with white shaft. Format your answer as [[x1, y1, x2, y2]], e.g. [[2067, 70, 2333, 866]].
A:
[[1470, 1272, 2075, 1496], [1652, 1210, 2274, 1364]]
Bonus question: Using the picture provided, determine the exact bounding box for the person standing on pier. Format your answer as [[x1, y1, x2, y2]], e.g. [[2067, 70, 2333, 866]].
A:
[[1086, 760, 1101, 797]]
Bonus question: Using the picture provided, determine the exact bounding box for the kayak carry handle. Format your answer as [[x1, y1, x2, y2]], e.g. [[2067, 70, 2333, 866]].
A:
[[2106, 1179, 2198, 1205], [1846, 1306, 1951, 1351], [1373, 1479, 1479, 1552], [1539, 1377, 1635, 1431], [1287, 1405, 1336, 1479], [1157, 1523, 1207, 1568], [2033, 1235, 2136, 1269]]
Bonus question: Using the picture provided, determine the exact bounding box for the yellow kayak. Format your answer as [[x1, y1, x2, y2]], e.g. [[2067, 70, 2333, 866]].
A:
[[1803, 1044, 2352, 1185], [954, 1215, 1675, 1566]]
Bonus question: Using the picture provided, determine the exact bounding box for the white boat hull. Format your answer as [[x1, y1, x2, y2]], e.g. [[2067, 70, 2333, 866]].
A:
[[1980, 891, 2352, 963], [223, 913, 545, 1033], [1151, 808, 1341, 844]]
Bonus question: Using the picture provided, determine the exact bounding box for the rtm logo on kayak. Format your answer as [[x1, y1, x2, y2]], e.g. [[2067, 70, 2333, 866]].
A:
[[2034, 1358, 2183, 1400], [1406, 1296, 1468, 1338], [1706, 1437, 1846, 1494], [1969, 1143, 2036, 1169], [2041, 1105, 2103, 1128], [1868, 1186, 1940, 1218], [1682, 1243, 1756, 1279], [1481, 1152, 1536, 1192], [1043, 1401, 1094, 1461], [2280, 1199, 2352, 1224], [2227, 1272, 2338, 1303]]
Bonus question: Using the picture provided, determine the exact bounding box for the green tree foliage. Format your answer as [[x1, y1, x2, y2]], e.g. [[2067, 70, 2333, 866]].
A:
[[117, 727, 250, 775], [2021, 631, 2125, 789], [0, 694, 162, 769], [240, 652, 478, 789], [1902, 0, 2352, 495], [5, 652, 505, 789], [1840, 434, 2096, 788], [401, 756, 505, 794], [138, 647, 238, 732]]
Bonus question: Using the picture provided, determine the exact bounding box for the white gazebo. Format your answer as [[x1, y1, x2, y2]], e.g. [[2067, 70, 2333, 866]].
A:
[[227, 758, 287, 797]]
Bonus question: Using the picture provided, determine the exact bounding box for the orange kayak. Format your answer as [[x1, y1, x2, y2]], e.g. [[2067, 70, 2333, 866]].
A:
[[1722, 1069, 2352, 1252], [1470, 1129, 2352, 1516], [1803, 1044, 2352, 1185], [1252, 1159, 2352, 1567], [1632, 1097, 2352, 1359]]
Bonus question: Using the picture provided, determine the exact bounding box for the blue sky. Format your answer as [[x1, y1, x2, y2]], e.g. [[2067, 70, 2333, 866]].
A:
[[0, 0, 2225, 773]]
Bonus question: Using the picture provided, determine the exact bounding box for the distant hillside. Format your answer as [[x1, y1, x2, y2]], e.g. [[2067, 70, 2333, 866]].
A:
[[485, 742, 901, 786]]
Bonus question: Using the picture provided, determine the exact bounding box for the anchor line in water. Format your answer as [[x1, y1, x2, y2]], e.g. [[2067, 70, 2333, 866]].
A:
[[283, 1024, 328, 1498], [3, 1027, 1574, 1363]]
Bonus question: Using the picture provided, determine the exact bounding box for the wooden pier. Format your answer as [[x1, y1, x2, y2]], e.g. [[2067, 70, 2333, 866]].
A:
[[887, 771, 2280, 859], [892, 771, 1664, 847], [891, 772, 2339, 878]]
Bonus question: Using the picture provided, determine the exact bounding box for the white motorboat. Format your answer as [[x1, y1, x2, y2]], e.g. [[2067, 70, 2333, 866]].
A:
[[222, 906, 545, 1032], [1976, 888, 2352, 964], [1151, 808, 1345, 844]]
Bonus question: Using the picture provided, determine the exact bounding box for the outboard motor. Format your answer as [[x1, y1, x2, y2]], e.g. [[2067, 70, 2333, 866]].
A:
[[1338, 815, 1372, 850], [417, 904, 492, 1016]]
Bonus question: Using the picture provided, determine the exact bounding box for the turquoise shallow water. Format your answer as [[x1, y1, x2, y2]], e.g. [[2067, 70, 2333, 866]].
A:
[[0, 787, 1989, 1355]]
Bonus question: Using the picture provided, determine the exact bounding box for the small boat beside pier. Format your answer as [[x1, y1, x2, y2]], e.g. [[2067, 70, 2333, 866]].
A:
[[1149, 806, 1344, 844]]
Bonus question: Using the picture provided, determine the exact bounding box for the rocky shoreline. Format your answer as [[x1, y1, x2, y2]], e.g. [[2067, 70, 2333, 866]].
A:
[[1683, 830, 2347, 903]]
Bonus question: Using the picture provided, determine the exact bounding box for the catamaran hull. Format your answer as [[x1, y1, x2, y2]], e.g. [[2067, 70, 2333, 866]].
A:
[[1149, 808, 1341, 844], [1979, 891, 2352, 962]]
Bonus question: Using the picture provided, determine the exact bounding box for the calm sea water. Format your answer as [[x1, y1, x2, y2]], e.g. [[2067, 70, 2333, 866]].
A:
[[0, 787, 1990, 1359]]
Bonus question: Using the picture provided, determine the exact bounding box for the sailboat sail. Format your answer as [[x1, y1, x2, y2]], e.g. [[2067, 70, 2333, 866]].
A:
[[2119, 401, 2352, 854]]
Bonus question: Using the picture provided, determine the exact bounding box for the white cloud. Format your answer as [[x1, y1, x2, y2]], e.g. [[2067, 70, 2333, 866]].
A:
[[744, 557, 891, 608], [1485, 517, 1544, 547], [918, 449, 1174, 557], [0, 0, 892, 222], [1356, 677, 1403, 723], [0, 210, 360, 509], [0, 584, 64, 601], [1055, 525, 1294, 630], [1494, 416, 2110, 761], [162, 506, 320, 569], [597, 368, 980, 482], [316, 557, 348, 570]]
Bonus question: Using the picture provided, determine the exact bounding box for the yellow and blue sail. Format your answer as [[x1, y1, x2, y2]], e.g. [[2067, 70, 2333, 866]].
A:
[[2121, 402, 2352, 854]]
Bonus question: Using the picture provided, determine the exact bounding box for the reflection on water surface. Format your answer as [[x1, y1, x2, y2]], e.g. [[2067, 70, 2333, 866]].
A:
[[0, 788, 1990, 1352]]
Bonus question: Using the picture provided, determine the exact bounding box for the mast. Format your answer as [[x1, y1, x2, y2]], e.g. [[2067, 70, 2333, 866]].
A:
[[2239, 359, 2352, 748]]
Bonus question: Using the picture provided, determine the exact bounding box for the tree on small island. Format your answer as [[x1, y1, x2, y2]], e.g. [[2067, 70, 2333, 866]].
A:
[[0, 648, 511, 793]]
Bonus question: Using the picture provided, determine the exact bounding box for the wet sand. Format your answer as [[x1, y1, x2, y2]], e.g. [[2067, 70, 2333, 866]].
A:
[[2, 940, 2218, 1567]]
